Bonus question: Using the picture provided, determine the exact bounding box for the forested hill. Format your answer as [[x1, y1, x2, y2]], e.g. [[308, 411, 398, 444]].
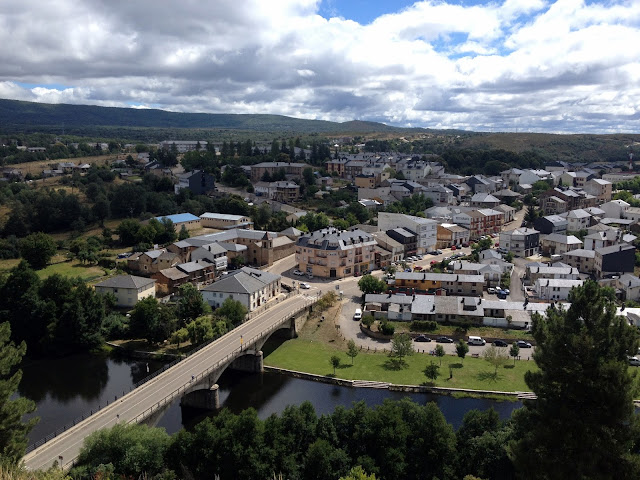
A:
[[0, 98, 411, 135]]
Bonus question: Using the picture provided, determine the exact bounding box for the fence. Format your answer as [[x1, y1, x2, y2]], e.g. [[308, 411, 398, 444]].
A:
[[25, 297, 316, 455]]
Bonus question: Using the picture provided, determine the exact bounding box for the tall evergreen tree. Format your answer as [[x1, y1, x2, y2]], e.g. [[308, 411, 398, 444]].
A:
[[509, 281, 640, 479], [0, 322, 38, 463]]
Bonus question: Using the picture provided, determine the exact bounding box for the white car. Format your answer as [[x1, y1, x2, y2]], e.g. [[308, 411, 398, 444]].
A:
[[293, 269, 304, 276], [629, 357, 640, 367], [300, 282, 311, 289]]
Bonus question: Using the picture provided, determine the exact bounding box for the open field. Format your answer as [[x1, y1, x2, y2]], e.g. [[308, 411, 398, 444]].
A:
[[8, 154, 118, 173], [264, 337, 534, 392], [35, 259, 109, 283]]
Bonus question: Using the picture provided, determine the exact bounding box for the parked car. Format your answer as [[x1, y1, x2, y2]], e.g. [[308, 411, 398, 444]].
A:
[[487, 287, 496, 294], [436, 336, 454, 343], [451, 245, 457, 250], [430, 260, 437, 265], [307, 273, 314, 279], [414, 266, 423, 271], [461, 243, 469, 248], [517, 340, 532, 348], [503, 288, 510, 295], [293, 269, 304, 276], [300, 282, 311, 289], [353, 308, 362, 320], [415, 335, 431, 342], [405, 268, 412, 272], [416, 254, 424, 260], [629, 357, 640, 367], [427, 250, 438, 255], [436, 249, 443, 255], [493, 340, 509, 347], [497, 292, 508, 299]]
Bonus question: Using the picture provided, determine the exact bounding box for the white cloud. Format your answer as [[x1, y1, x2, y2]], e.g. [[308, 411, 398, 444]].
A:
[[0, 0, 638, 132]]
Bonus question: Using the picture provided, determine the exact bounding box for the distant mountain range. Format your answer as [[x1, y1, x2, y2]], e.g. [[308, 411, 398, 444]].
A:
[[0, 98, 420, 135]]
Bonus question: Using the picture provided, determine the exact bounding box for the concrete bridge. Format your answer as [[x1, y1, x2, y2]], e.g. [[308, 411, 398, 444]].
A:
[[23, 294, 316, 471]]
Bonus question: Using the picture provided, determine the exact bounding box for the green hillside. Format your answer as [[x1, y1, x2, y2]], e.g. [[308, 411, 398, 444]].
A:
[[0, 99, 412, 135]]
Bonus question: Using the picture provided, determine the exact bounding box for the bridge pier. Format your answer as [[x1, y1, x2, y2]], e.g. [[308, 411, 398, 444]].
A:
[[181, 384, 220, 410], [231, 350, 264, 373]]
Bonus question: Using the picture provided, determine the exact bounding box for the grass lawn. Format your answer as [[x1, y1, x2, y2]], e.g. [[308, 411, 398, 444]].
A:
[[35, 259, 108, 283], [265, 338, 536, 392]]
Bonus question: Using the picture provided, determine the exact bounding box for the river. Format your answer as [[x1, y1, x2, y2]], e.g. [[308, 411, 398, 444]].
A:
[[20, 350, 522, 449]]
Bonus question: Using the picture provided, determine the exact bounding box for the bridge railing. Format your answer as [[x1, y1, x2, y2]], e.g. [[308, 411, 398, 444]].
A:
[[129, 298, 315, 425], [25, 296, 316, 455]]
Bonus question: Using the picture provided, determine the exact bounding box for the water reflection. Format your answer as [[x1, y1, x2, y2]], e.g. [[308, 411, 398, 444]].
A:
[[19, 354, 110, 403]]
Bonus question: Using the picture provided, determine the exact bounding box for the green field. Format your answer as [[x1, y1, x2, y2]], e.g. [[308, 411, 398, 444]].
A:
[[35, 260, 108, 283], [264, 338, 535, 392]]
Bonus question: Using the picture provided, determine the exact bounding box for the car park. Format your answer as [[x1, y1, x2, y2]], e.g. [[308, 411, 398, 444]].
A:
[[415, 335, 431, 342], [436, 336, 454, 343], [517, 340, 532, 348], [300, 282, 311, 289], [493, 340, 509, 347]]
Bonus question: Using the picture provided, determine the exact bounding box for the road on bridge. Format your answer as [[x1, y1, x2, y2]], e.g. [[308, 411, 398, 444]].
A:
[[24, 293, 314, 471]]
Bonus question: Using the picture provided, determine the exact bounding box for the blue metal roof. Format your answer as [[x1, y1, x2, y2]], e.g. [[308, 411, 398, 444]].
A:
[[155, 213, 200, 224]]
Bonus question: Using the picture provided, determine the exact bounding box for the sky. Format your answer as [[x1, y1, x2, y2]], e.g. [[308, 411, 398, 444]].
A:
[[0, 0, 639, 133]]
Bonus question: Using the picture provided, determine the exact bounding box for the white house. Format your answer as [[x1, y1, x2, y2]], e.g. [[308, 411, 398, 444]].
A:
[[534, 278, 584, 300], [563, 209, 592, 232], [94, 275, 156, 308], [599, 200, 629, 219], [201, 267, 281, 312]]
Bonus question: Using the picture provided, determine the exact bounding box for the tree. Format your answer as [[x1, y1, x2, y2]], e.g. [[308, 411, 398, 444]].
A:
[[92, 195, 110, 225], [509, 342, 520, 365], [0, 322, 38, 462], [357, 274, 387, 295], [19, 232, 57, 269], [215, 297, 248, 327], [434, 344, 445, 365], [74, 423, 170, 478], [178, 224, 190, 241], [482, 345, 509, 374], [509, 281, 640, 479], [303, 167, 315, 185], [330, 355, 340, 375], [176, 283, 210, 326], [346, 339, 359, 365], [524, 205, 538, 225], [186, 316, 214, 344], [129, 297, 176, 344], [456, 340, 469, 363], [390, 333, 414, 362], [339, 466, 378, 480], [423, 361, 440, 384]]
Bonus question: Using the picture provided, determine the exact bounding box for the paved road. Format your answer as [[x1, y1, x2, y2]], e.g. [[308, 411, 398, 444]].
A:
[[23, 294, 313, 471]]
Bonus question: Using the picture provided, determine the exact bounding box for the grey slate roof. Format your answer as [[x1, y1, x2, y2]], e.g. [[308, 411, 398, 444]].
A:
[[202, 267, 280, 295], [95, 275, 155, 289]]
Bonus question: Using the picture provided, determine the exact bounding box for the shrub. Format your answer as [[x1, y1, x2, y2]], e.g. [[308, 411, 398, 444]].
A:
[[361, 314, 375, 328], [379, 321, 395, 336], [410, 320, 438, 332]]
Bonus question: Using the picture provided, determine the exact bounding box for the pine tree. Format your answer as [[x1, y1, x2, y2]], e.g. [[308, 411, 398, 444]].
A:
[[509, 281, 640, 478], [0, 322, 38, 463]]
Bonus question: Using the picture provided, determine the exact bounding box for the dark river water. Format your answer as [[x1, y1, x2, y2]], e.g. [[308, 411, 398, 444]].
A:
[[20, 351, 522, 449]]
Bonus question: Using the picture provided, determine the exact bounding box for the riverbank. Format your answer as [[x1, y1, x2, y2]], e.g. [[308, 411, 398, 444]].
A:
[[264, 337, 535, 393], [264, 365, 522, 402]]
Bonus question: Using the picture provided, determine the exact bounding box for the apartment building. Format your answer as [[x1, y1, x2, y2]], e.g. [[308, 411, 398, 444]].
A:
[[378, 212, 437, 254], [295, 228, 377, 278], [499, 228, 539, 258], [436, 223, 470, 248], [250, 162, 309, 182]]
